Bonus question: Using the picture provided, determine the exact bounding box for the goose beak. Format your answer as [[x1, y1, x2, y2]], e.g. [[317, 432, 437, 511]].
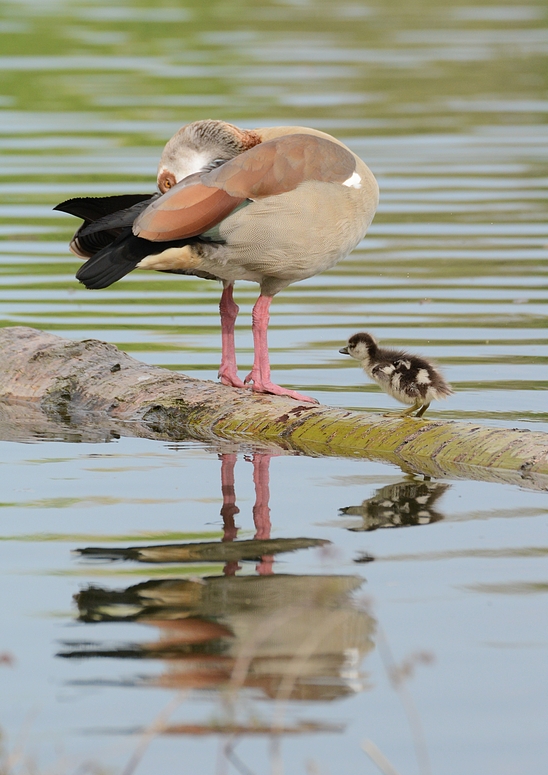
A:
[[339, 346, 349, 355]]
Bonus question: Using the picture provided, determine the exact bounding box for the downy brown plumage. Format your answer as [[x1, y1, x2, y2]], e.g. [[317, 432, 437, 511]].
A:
[[340, 332, 453, 417]]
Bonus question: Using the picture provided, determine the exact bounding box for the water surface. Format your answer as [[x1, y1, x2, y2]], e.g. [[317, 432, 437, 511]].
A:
[[1, 1, 547, 773]]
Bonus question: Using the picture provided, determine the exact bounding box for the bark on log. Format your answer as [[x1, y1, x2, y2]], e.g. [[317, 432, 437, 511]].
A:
[[0, 327, 547, 489]]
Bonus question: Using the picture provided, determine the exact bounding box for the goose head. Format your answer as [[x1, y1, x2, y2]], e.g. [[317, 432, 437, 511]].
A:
[[157, 119, 262, 193]]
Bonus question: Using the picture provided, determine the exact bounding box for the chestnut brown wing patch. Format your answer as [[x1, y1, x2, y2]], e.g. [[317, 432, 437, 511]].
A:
[[133, 180, 245, 241], [204, 134, 356, 198], [134, 133, 356, 243]]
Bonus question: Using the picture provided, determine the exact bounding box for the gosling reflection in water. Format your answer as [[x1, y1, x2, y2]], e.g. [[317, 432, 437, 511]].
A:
[[61, 452, 375, 718], [340, 478, 450, 531]]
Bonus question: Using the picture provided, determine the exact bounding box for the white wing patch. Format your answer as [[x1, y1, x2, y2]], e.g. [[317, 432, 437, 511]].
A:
[[342, 171, 362, 189], [416, 368, 432, 385], [391, 373, 401, 390]]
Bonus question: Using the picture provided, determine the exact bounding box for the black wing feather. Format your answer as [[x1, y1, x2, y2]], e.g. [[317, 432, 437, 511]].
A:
[[54, 194, 154, 222], [57, 193, 221, 289], [76, 230, 158, 289], [75, 231, 204, 289], [55, 193, 158, 260], [78, 194, 160, 237]]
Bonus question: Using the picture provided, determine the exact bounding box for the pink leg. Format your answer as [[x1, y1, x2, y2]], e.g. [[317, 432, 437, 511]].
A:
[[220, 453, 240, 541], [251, 453, 273, 576], [244, 295, 318, 403], [218, 284, 246, 389], [219, 453, 240, 577]]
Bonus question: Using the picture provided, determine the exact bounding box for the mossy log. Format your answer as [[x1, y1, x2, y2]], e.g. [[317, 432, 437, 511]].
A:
[[0, 327, 547, 489]]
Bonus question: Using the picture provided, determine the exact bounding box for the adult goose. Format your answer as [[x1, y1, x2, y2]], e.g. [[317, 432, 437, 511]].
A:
[[55, 120, 379, 403]]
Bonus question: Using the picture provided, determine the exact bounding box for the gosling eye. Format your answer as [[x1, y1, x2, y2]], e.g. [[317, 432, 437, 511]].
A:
[[158, 171, 176, 194]]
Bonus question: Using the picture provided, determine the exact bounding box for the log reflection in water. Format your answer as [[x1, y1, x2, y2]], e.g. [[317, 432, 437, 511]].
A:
[[76, 537, 328, 565]]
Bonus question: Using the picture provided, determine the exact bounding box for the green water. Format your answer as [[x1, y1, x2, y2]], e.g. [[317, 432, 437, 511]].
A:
[[1, 1, 547, 773]]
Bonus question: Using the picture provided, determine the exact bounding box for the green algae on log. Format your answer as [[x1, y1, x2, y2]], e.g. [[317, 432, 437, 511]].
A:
[[0, 327, 547, 487]]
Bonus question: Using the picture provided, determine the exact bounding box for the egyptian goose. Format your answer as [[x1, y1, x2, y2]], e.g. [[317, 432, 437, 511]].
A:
[[54, 120, 379, 403], [339, 332, 453, 417]]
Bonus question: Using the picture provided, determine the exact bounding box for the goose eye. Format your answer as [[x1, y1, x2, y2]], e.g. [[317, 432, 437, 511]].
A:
[[158, 171, 176, 193]]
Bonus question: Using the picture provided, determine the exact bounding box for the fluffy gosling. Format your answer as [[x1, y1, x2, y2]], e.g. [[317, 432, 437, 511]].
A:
[[339, 332, 453, 417]]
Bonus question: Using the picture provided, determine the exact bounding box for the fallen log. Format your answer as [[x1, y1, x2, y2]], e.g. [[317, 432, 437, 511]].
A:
[[0, 327, 547, 489]]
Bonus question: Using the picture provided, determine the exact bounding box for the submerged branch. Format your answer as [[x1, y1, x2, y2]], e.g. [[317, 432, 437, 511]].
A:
[[0, 327, 547, 488]]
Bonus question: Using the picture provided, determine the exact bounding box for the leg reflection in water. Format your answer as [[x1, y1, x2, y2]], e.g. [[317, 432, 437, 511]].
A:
[[219, 452, 240, 576], [251, 453, 274, 575], [219, 451, 274, 576]]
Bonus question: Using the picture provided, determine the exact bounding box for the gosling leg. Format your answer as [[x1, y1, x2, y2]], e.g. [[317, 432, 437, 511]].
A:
[[414, 402, 430, 418], [383, 400, 425, 418]]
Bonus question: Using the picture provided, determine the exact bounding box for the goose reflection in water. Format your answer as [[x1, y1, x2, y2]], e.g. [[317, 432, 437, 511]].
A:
[[340, 477, 450, 532], [59, 452, 375, 735]]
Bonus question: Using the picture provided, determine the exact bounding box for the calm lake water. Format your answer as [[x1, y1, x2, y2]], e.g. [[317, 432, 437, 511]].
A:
[[1, 1, 548, 774]]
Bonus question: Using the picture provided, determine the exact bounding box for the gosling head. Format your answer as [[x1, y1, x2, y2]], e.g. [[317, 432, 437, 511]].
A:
[[339, 332, 378, 367]]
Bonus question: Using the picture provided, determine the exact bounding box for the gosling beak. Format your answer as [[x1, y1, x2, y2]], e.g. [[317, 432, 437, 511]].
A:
[[339, 346, 349, 355]]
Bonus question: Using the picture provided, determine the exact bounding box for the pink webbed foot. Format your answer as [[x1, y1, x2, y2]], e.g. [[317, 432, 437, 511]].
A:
[[244, 371, 318, 403], [218, 366, 247, 389]]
